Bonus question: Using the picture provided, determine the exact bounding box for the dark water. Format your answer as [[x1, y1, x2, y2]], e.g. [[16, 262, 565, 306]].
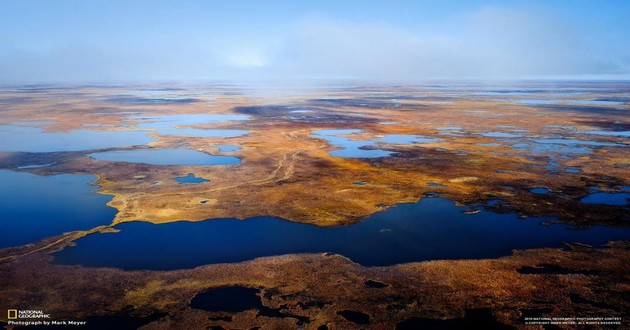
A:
[[89, 149, 240, 166], [190, 286, 310, 324], [337, 310, 371, 324], [364, 280, 389, 288], [52, 197, 630, 270], [517, 264, 600, 275], [0, 170, 116, 248], [190, 287, 262, 312], [580, 192, 630, 206], [530, 188, 551, 195]]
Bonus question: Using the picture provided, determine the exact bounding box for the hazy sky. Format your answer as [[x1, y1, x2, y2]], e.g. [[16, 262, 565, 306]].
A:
[[1, 0, 629, 82]]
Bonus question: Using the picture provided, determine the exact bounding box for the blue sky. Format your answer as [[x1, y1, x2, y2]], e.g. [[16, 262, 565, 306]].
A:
[[1, 0, 629, 82]]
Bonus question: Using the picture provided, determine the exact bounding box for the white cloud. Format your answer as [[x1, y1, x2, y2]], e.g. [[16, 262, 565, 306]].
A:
[[222, 49, 269, 68], [269, 8, 630, 80], [1, 5, 628, 82]]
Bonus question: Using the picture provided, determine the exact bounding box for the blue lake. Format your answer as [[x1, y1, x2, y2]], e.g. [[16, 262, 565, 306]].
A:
[[581, 192, 630, 206], [511, 142, 590, 155], [174, 173, 209, 184], [89, 149, 240, 166], [0, 125, 155, 152], [582, 130, 630, 138], [530, 188, 551, 195], [314, 129, 391, 158], [314, 129, 439, 158], [533, 138, 620, 147], [510, 137, 624, 155], [0, 170, 116, 248], [52, 197, 630, 270]]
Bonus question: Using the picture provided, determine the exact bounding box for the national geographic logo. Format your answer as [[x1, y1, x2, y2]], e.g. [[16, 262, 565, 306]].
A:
[[6, 309, 86, 327], [6, 309, 51, 319]]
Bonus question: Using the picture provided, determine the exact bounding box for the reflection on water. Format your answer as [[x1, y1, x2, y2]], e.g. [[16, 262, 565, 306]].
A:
[[314, 129, 391, 158], [511, 142, 590, 155], [530, 188, 550, 195], [16, 163, 56, 169], [215, 145, 241, 152], [0, 125, 155, 152], [509, 137, 624, 155], [190, 286, 310, 324], [89, 149, 240, 166], [314, 129, 439, 158], [191, 286, 263, 312], [581, 192, 630, 206], [53, 197, 629, 270], [582, 130, 630, 138], [0, 170, 115, 248], [533, 138, 620, 146]]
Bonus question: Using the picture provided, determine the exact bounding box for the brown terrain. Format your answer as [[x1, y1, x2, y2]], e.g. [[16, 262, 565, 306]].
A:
[[0, 82, 628, 329]]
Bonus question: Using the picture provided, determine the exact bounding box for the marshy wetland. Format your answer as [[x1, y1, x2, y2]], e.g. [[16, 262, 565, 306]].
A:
[[0, 82, 628, 329]]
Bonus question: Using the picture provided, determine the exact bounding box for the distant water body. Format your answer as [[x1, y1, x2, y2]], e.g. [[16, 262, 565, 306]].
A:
[[89, 149, 240, 166]]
